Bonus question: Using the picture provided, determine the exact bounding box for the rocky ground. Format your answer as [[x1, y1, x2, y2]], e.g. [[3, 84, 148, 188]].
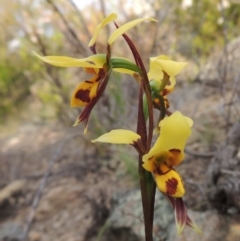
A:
[[0, 122, 137, 241], [1, 65, 240, 241]]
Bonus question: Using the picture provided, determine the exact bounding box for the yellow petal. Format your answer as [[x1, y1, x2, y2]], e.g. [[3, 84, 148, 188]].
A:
[[148, 60, 164, 81], [154, 57, 187, 78], [143, 111, 192, 162], [142, 158, 154, 172], [108, 17, 157, 45], [155, 168, 185, 197], [33, 52, 106, 68], [92, 129, 140, 144], [88, 13, 118, 47], [71, 75, 100, 107], [148, 55, 187, 89]]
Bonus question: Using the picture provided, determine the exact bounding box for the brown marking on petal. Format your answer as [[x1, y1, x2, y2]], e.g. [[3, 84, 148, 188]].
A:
[[166, 177, 178, 196], [154, 164, 170, 175], [85, 80, 93, 83], [95, 76, 102, 82], [75, 89, 91, 103], [164, 97, 170, 109], [169, 149, 181, 153], [149, 156, 154, 161], [154, 165, 162, 175], [86, 61, 95, 65], [162, 89, 168, 96]]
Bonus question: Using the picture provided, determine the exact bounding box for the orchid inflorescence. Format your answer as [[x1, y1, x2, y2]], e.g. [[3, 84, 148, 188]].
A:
[[34, 13, 201, 239]]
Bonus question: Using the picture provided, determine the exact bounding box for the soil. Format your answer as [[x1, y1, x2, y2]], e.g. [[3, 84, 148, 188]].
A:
[[0, 81, 240, 241]]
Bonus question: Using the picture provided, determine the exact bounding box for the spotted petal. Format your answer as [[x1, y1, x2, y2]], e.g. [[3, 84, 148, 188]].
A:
[[71, 75, 100, 107], [108, 17, 157, 45], [33, 52, 106, 68], [154, 164, 185, 198], [92, 129, 140, 144]]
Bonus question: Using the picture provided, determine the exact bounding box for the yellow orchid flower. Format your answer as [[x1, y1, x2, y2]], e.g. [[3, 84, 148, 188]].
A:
[[148, 55, 187, 91], [92, 111, 200, 233], [144, 111, 192, 198], [92, 111, 193, 198], [34, 13, 156, 133], [33, 52, 107, 107]]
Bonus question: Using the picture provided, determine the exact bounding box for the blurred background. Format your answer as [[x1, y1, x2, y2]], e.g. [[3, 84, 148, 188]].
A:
[[1, 0, 240, 240]]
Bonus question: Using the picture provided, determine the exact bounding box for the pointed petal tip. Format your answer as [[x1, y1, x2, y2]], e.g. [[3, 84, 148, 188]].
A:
[[177, 223, 185, 236], [186, 216, 202, 234], [73, 119, 81, 127], [88, 13, 118, 47], [83, 126, 88, 134]]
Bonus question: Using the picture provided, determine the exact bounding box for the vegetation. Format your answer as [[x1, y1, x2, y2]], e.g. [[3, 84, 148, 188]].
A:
[[1, 0, 240, 124]]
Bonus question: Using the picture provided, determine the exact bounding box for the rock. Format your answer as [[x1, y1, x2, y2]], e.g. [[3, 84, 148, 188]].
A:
[[198, 36, 240, 85], [0, 221, 23, 240], [226, 223, 240, 241], [0, 180, 26, 206], [35, 180, 83, 221], [28, 230, 41, 241], [108, 189, 175, 241], [108, 189, 232, 241]]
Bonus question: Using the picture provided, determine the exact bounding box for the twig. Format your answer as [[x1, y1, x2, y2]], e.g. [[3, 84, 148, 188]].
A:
[[185, 148, 214, 158], [46, 0, 89, 54], [20, 133, 79, 240], [67, 0, 92, 40], [99, 0, 109, 37], [220, 168, 240, 177]]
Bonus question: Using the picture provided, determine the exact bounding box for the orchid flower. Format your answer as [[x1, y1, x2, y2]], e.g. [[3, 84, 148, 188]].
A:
[[148, 55, 187, 110], [92, 111, 201, 234], [34, 13, 156, 133]]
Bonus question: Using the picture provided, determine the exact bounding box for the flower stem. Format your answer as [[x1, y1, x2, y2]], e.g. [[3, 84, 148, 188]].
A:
[[137, 82, 155, 241], [113, 22, 156, 241], [113, 22, 154, 150]]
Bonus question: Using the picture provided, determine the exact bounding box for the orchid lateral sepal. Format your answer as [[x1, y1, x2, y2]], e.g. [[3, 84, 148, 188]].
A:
[[33, 51, 106, 68], [91, 129, 146, 156], [165, 195, 202, 234]]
